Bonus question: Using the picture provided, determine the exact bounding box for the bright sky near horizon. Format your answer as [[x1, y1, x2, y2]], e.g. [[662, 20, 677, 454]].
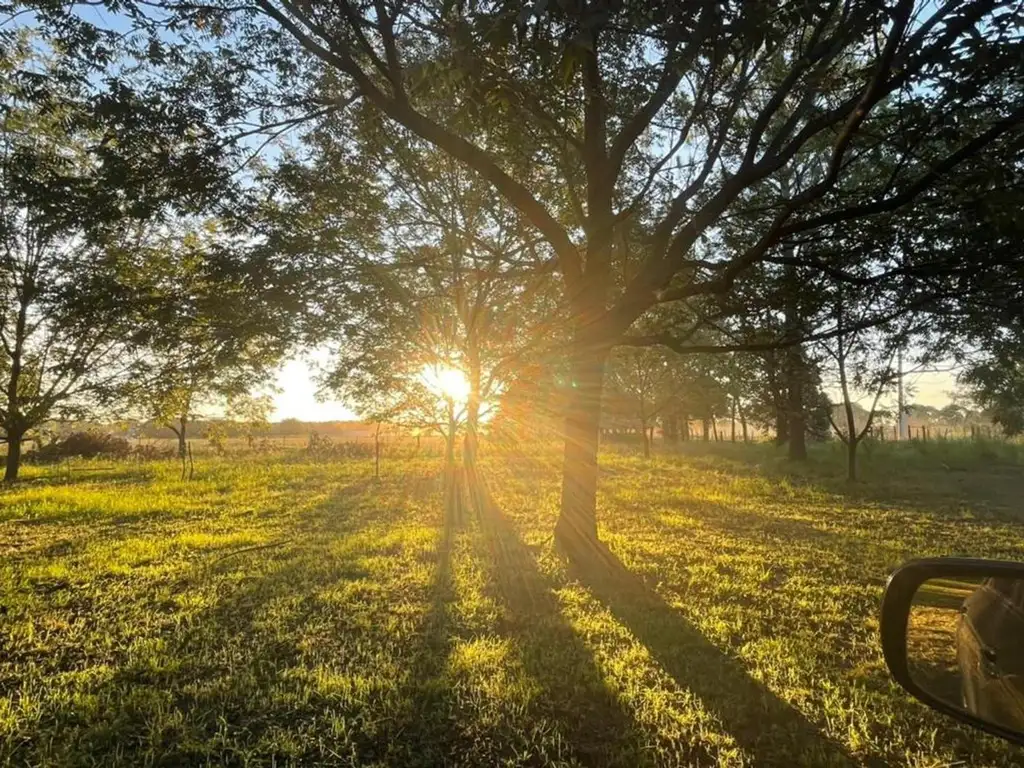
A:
[[269, 357, 962, 424], [271, 359, 356, 422], [874, 368, 961, 409]]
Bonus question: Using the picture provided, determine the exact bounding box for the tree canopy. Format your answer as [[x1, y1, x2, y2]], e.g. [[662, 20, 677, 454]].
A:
[[5, 1, 1022, 543]]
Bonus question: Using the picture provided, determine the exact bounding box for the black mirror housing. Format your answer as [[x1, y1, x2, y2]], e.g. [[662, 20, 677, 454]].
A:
[[881, 557, 1024, 746]]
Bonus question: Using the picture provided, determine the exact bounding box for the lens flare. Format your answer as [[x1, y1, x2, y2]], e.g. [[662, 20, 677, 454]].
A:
[[422, 365, 471, 403]]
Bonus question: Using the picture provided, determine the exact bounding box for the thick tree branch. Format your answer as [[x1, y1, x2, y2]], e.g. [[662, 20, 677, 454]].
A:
[[252, 0, 583, 289]]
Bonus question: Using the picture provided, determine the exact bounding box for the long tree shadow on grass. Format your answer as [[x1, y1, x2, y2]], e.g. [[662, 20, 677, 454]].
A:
[[565, 534, 862, 767], [382, 469, 461, 754], [465, 468, 647, 766]]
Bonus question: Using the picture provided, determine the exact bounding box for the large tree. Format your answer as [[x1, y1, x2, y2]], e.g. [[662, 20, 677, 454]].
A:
[[0, 47, 154, 481], [21, 0, 1023, 547]]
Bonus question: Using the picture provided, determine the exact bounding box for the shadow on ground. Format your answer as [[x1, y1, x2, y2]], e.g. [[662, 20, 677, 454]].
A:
[[566, 535, 858, 766], [645, 442, 1024, 523], [465, 468, 857, 766], [465, 467, 647, 765], [3, 476, 442, 766]]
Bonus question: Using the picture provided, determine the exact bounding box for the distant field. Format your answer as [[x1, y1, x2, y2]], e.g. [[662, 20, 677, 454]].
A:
[[2, 442, 1024, 766], [135, 434, 320, 453], [19, 433, 454, 464]]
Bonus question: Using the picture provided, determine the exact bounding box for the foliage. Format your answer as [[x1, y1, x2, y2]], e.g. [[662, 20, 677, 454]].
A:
[[945, 180, 1024, 437], [266, 124, 563, 455], [304, 430, 375, 461], [606, 347, 679, 422], [0, 46, 156, 479], [130, 442, 177, 461], [204, 421, 226, 455], [30, 430, 131, 460], [126, 225, 289, 454], [227, 393, 274, 448], [962, 343, 1024, 437]]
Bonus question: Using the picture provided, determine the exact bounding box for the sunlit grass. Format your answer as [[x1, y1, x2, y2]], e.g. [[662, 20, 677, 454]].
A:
[[1, 444, 1022, 765]]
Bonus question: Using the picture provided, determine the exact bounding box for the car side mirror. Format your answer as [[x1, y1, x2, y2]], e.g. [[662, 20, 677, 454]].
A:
[[881, 557, 1024, 745]]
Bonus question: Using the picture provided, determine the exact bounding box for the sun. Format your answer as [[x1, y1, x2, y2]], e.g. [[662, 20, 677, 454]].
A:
[[421, 364, 471, 403]]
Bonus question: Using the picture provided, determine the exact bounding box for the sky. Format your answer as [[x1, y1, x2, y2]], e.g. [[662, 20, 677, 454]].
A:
[[271, 359, 355, 422], [903, 370, 959, 407], [863, 367, 961, 412], [269, 357, 961, 424]]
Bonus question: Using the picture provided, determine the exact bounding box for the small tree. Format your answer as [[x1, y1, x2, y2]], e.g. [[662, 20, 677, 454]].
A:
[[820, 291, 902, 481], [229, 394, 274, 450], [130, 226, 288, 456], [352, 363, 469, 469], [267, 127, 562, 471], [607, 348, 681, 458]]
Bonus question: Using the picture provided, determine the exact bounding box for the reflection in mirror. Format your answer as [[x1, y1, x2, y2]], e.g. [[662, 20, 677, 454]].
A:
[[908, 576, 1024, 735]]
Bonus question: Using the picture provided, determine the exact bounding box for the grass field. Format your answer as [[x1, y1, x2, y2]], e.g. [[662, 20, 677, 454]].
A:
[[2, 441, 1024, 766]]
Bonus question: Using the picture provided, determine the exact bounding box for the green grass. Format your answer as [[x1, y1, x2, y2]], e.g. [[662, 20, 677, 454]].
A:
[[2, 443, 1024, 766]]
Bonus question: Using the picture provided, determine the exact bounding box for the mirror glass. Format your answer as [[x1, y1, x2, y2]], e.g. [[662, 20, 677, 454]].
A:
[[908, 576, 1024, 734]]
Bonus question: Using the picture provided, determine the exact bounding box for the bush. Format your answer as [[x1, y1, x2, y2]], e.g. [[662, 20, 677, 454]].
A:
[[305, 431, 374, 461], [131, 444, 177, 461], [32, 431, 132, 461]]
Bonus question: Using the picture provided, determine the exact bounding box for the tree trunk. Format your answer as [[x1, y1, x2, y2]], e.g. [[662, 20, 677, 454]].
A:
[[681, 416, 690, 441], [4, 289, 29, 483], [775, 400, 789, 444], [782, 257, 806, 459], [786, 350, 807, 460], [740, 406, 749, 443], [463, 348, 481, 469], [641, 417, 650, 458], [445, 433, 455, 466], [174, 417, 188, 459], [462, 400, 479, 468], [663, 413, 678, 443], [837, 318, 859, 483], [4, 427, 24, 483], [730, 398, 737, 442], [374, 422, 381, 479], [556, 342, 607, 550], [445, 398, 457, 468], [701, 417, 710, 442], [766, 353, 788, 445]]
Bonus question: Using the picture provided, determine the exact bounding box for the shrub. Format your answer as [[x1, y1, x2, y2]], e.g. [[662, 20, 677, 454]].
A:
[[206, 423, 227, 455], [131, 444, 177, 461], [32, 431, 132, 461], [305, 431, 374, 460]]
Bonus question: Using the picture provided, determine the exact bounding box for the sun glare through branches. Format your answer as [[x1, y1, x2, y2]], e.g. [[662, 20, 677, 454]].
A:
[[420, 364, 472, 405]]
